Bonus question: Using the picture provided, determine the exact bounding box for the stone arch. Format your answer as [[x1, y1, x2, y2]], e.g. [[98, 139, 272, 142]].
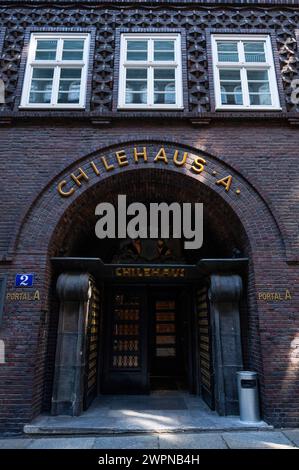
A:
[[50, 168, 248, 261], [12, 140, 288, 421], [13, 139, 285, 260]]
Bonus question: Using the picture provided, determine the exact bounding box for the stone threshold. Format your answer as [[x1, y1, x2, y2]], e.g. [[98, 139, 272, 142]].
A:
[[24, 422, 272, 436]]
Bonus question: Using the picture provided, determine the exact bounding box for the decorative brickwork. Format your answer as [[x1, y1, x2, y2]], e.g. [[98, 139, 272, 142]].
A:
[[0, 4, 298, 114], [0, 1, 298, 433]]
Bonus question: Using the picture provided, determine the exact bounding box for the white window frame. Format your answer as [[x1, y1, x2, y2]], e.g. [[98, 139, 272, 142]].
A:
[[211, 34, 281, 110], [20, 32, 90, 109], [118, 33, 183, 110]]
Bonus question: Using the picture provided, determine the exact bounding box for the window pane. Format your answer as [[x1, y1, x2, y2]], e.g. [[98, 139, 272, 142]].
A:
[[247, 69, 271, 105], [126, 69, 147, 80], [126, 68, 148, 104], [62, 51, 84, 60], [62, 40, 84, 60], [58, 69, 82, 103], [154, 51, 175, 61], [30, 78, 53, 88], [29, 91, 52, 103], [248, 82, 270, 93], [32, 68, 54, 79], [31, 79, 53, 91], [245, 52, 266, 62], [221, 91, 243, 105], [125, 65, 147, 104], [59, 80, 81, 92], [244, 42, 266, 62], [219, 70, 241, 81], [36, 40, 57, 50], [125, 91, 147, 104], [126, 81, 147, 92], [60, 68, 82, 79], [154, 93, 176, 104], [219, 70, 242, 105], [218, 42, 238, 52], [154, 81, 175, 92], [127, 41, 148, 51], [154, 41, 175, 51], [127, 51, 147, 61], [220, 82, 242, 94], [58, 90, 80, 104], [154, 69, 175, 80], [244, 42, 265, 53], [127, 41, 148, 61], [154, 40, 175, 60], [35, 40, 57, 60], [249, 93, 272, 105], [217, 41, 238, 62], [218, 52, 239, 62], [63, 40, 84, 50], [29, 68, 54, 103], [35, 51, 56, 60], [247, 70, 269, 81]]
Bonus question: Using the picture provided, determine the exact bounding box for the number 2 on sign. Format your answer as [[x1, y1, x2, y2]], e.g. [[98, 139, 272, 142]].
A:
[[20, 275, 30, 286], [15, 273, 34, 288]]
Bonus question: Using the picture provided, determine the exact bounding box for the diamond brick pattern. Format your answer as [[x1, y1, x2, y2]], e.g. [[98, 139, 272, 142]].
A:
[[0, 5, 298, 112]]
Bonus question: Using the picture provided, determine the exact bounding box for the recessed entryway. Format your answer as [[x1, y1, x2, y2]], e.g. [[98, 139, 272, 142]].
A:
[[102, 286, 193, 396]]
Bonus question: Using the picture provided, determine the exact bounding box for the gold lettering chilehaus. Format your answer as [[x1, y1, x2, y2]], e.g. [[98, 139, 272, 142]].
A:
[[115, 267, 186, 278], [57, 146, 241, 197]]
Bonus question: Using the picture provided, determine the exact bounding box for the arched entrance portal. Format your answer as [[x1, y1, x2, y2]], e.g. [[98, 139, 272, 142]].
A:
[[48, 169, 249, 419]]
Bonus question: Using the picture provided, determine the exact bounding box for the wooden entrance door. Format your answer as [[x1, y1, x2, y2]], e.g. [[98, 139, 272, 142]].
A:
[[149, 290, 186, 389], [102, 285, 193, 394], [102, 286, 148, 393]]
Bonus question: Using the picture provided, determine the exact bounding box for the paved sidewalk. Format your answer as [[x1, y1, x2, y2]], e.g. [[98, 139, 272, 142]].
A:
[[0, 430, 298, 449]]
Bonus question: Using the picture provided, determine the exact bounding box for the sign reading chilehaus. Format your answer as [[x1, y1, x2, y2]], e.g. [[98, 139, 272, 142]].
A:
[[115, 267, 186, 278], [57, 146, 241, 198]]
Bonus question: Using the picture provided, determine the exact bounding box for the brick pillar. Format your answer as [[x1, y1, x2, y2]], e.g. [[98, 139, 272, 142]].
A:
[[51, 272, 92, 416], [209, 274, 243, 416]]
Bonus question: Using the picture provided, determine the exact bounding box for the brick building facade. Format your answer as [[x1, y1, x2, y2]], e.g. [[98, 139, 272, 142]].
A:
[[0, 0, 298, 433]]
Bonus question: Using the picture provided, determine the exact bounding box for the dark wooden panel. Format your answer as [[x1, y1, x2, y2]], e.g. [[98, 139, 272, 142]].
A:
[[151, 298, 178, 377], [196, 286, 214, 409], [111, 291, 141, 369], [83, 280, 100, 410], [102, 286, 148, 393]]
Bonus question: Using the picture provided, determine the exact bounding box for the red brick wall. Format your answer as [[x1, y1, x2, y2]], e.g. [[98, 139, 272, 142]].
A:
[[0, 120, 298, 432]]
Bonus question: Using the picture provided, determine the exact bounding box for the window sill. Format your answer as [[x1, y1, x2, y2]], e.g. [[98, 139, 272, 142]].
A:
[[215, 106, 282, 112], [117, 106, 185, 111], [18, 105, 86, 110]]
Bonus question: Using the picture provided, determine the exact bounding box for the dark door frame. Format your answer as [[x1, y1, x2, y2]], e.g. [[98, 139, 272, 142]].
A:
[[101, 284, 148, 394], [147, 286, 188, 388], [51, 258, 247, 416], [100, 282, 194, 394]]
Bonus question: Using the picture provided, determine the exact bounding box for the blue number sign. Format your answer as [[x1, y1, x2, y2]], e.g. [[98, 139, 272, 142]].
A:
[[15, 273, 34, 288]]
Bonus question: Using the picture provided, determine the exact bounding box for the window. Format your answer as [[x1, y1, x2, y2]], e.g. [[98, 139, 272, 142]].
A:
[[20, 33, 90, 108], [118, 33, 183, 109], [211, 34, 280, 110]]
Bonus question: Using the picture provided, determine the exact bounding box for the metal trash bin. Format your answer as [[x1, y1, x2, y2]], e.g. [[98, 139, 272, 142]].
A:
[[236, 371, 261, 423]]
